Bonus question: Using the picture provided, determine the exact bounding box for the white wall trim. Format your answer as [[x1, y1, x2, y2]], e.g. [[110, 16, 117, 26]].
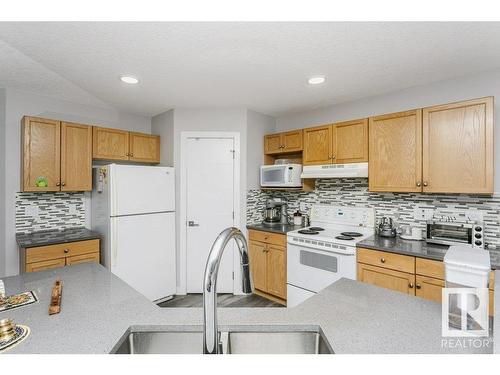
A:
[[178, 131, 241, 295]]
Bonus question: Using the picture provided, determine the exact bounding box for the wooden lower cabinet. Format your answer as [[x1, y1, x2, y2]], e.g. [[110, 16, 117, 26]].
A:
[[415, 275, 445, 302], [357, 248, 495, 316], [22, 239, 100, 273], [357, 263, 415, 295], [248, 230, 287, 304], [266, 245, 286, 299], [25, 258, 66, 273]]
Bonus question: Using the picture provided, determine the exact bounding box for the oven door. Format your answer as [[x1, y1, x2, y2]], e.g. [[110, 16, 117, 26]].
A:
[[260, 165, 287, 186], [287, 242, 356, 294]]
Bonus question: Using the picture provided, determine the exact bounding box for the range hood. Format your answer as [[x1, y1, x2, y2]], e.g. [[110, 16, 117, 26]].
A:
[[300, 162, 368, 179]]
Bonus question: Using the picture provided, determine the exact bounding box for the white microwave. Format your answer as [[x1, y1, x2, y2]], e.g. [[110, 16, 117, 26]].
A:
[[260, 164, 303, 187]]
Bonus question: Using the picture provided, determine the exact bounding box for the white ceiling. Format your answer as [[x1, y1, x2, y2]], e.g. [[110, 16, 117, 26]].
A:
[[1, 22, 500, 117]]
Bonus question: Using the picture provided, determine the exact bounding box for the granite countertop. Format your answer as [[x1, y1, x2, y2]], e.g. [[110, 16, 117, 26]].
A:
[[246, 223, 304, 234], [357, 234, 500, 270], [16, 227, 101, 248], [0, 263, 495, 354]]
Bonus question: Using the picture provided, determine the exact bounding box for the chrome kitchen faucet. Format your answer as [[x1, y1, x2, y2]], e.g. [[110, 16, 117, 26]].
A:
[[203, 227, 253, 354]]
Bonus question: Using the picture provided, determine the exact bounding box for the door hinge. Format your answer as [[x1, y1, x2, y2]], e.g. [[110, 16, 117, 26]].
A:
[[230, 149, 235, 159], [232, 211, 235, 219], [232, 271, 234, 280]]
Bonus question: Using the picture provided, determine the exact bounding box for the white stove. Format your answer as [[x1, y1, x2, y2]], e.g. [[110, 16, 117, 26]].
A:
[[286, 205, 375, 307]]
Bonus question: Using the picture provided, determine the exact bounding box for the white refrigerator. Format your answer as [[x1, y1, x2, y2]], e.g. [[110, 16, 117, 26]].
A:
[[91, 164, 176, 301]]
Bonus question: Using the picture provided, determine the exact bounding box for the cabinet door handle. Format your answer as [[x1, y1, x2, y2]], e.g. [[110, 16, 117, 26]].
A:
[[64, 249, 69, 254], [380, 258, 386, 263], [416, 182, 421, 187], [331, 155, 336, 159], [56, 182, 61, 187], [416, 283, 421, 289], [408, 283, 414, 289], [423, 181, 428, 187], [130, 153, 134, 157]]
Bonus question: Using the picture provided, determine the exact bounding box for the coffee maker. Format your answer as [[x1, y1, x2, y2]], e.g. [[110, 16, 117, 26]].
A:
[[263, 198, 289, 226]]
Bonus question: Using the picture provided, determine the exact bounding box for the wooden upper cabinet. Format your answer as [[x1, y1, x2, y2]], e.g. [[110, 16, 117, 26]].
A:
[[334, 119, 369, 163], [369, 110, 422, 192], [22, 117, 61, 192], [60, 122, 92, 191], [303, 125, 333, 165], [264, 133, 284, 154], [264, 130, 303, 155], [129, 132, 161, 163], [282, 130, 303, 152], [92, 126, 130, 160], [422, 97, 494, 194]]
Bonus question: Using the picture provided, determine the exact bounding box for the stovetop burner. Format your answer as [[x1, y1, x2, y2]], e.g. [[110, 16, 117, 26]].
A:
[[340, 231, 363, 237], [298, 229, 320, 235], [308, 227, 324, 231], [335, 235, 354, 240]]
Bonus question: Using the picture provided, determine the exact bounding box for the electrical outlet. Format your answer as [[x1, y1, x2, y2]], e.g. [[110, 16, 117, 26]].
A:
[[68, 204, 77, 215], [413, 208, 433, 221], [26, 205, 39, 217]]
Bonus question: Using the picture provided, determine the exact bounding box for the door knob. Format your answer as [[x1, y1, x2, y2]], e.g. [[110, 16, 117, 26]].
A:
[[187, 221, 199, 227]]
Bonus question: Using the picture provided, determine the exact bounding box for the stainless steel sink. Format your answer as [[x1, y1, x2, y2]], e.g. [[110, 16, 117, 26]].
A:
[[112, 328, 333, 354]]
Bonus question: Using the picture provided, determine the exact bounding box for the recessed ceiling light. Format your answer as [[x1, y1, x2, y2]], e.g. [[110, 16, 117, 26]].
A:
[[120, 75, 139, 84], [308, 76, 326, 85]]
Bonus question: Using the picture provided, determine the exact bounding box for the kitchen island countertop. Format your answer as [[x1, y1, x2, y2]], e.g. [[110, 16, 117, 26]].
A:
[[0, 263, 496, 354]]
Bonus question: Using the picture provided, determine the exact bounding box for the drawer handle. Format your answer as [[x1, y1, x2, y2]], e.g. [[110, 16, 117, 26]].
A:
[[264, 236, 268, 240], [380, 258, 386, 263], [416, 283, 421, 289], [423, 181, 428, 187], [409, 283, 414, 289], [64, 249, 69, 254]]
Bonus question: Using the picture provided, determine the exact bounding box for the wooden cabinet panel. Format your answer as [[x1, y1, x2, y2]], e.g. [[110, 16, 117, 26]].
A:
[[489, 290, 494, 316], [26, 258, 66, 273], [357, 263, 415, 295], [415, 275, 445, 303], [264, 134, 283, 154], [415, 258, 445, 279], [282, 130, 303, 152], [357, 248, 415, 274], [92, 126, 130, 160], [60, 122, 92, 191], [249, 240, 268, 292], [248, 230, 287, 247], [66, 252, 100, 266], [26, 239, 100, 264], [334, 119, 369, 163], [266, 245, 286, 299], [22, 116, 61, 192], [129, 132, 160, 163], [368, 110, 422, 192], [422, 97, 494, 194], [303, 125, 333, 165]]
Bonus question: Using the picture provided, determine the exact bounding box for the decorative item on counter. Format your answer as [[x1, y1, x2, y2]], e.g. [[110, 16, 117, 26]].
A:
[[377, 217, 397, 238], [0, 291, 38, 313], [399, 225, 424, 241], [49, 279, 63, 315], [0, 318, 31, 353], [293, 210, 303, 226], [35, 176, 48, 187]]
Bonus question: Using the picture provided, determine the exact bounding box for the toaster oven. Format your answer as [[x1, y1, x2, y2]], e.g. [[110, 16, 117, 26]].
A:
[[426, 220, 484, 249]]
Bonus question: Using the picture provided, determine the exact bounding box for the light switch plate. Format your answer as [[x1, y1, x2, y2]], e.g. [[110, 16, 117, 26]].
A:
[[26, 205, 39, 217]]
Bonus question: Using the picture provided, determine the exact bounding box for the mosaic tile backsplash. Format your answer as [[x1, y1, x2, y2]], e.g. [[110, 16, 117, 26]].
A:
[[16, 192, 86, 234], [247, 179, 500, 249]]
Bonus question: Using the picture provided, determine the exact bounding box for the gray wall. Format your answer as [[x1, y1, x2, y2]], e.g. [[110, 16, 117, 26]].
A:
[[151, 109, 174, 166], [2, 88, 151, 277], [246, 109, 276, 189], [276, 68, 500, 192], [0, 89, 6, 277]]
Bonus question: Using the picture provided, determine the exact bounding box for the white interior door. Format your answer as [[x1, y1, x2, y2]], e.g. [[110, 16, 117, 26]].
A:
[[110, 212, 176, 301], [186, 137, 235, 293]]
